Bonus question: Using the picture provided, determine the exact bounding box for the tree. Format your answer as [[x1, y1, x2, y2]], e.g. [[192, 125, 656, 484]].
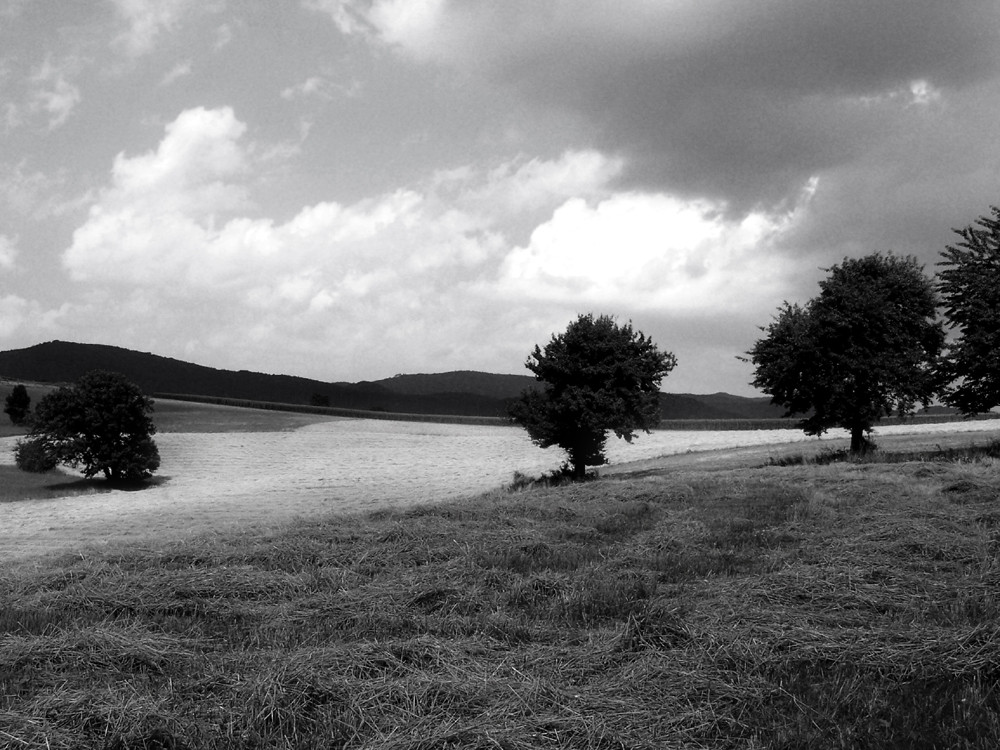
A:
[[4, 384, 30, 425], [746, 253, 944, 453], [937, 207, 1000, 415], [15, 370, 160, 482], [309, 392, 331, 408], [509, 314, 677, 479]]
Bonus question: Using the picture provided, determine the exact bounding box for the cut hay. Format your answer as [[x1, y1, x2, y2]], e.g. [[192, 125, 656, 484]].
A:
[[2, 451, 1000, 748]]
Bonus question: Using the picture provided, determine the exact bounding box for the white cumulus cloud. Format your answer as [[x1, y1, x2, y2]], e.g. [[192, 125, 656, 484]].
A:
[[499, 193, 795, 313], [59, 105, 807, 386]]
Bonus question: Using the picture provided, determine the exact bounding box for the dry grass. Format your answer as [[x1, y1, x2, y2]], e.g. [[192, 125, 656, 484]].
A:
[[2, 445, 1000, 748], [150, 398, 343, 433], [768, 438, 1000, 467]]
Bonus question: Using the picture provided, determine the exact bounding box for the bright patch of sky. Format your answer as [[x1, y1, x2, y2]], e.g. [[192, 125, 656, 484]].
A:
[[1, 0, 999, 395]]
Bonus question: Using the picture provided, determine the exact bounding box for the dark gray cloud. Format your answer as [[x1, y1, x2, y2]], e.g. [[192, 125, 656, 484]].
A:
[[366, 0, 1000, 212], [4, 1, 999, 395], [779, 76, 1000, 264], [324, 0, 1000, 389]]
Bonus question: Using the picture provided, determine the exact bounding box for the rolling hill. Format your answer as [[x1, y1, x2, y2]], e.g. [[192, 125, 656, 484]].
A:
[[0, 340, 787, 421]]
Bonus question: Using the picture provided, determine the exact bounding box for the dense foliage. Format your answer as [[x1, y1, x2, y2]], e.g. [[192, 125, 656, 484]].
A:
[[15, 370, 160, 482], [3, 383, 30, 425], [938, 206, 1000, 415], [509, 314, 676, 478], [747, 253, 944, 453], [13, 436, 58, 472]]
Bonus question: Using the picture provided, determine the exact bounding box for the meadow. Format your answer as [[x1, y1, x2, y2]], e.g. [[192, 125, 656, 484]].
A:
[[2, 399, 1000, 747], [3, 398, 999, 563]]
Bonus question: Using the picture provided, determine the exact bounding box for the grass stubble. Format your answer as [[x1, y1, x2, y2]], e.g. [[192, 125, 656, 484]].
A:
[[2, 442, 1000, 748]]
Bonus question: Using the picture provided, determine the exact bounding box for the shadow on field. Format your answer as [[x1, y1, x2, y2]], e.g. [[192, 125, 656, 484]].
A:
[[48, 475, 170, 493], [0, 465, 168, 502], [41, 476, 113, 494]]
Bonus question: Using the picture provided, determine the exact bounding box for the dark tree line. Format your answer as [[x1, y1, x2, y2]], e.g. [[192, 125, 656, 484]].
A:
[[746, 207, 1000, 453], [746, 254, 944, 453]]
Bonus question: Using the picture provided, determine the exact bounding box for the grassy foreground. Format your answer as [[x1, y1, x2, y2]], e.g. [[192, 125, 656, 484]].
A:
[[3, 448, 1000, 748]]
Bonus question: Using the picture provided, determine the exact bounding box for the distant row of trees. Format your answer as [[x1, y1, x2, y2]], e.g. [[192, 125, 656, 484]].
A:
[[513, 207, 1000, 473], [746, 207, 1000, 453]]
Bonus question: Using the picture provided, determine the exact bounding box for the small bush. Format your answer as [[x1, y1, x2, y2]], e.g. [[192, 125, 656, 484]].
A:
[[14, 437, 57, 473]]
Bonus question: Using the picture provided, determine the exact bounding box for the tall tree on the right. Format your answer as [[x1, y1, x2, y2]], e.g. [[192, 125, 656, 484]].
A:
[[747, 253, 944, 454], [938, 207, 1000, 415]]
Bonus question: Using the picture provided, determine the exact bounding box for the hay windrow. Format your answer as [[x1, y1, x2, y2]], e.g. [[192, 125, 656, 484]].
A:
[[0, 621, 194, 674]]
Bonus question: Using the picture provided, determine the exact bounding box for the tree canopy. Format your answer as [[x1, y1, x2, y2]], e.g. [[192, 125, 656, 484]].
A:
[[4, 384, 30, 425], [747, 253, 944, 453], [15, 370, 160, 482], [937, 207, 1000, 415], [509, 314, 676, 478]]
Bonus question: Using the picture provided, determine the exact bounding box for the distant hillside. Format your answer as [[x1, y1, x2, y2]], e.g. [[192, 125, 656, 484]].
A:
[[683, 392, 790, 420], [0, 340, 787, 421], [0, 341, 506, 417], [659, 393, 771, 420], [373, 371, 536, 400], [372, 372, 785, 420]]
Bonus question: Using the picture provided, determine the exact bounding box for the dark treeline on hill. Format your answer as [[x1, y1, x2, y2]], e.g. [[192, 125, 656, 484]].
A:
[[0, 340, 788, 421]]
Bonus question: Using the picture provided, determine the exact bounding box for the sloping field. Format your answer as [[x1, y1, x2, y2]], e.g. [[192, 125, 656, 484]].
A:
[[2, 441, 1000, 748], [1, 405, 998, 564]]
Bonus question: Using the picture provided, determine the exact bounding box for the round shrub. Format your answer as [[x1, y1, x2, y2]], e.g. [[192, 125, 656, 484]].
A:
[[15, 437, 58, 473]]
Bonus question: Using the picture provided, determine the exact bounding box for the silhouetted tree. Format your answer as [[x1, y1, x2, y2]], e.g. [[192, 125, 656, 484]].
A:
[[4, 384, 30, 425], [747, 253, 944, 453], [938, 207, 1000, 415], [15, 370, 160, 482], [509, 314, 676, 479], [309, 392, 331, 408]]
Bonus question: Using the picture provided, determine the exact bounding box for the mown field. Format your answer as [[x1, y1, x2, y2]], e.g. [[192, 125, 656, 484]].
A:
[[0, 394, 347, 506], [3, 417, 1000, 747]]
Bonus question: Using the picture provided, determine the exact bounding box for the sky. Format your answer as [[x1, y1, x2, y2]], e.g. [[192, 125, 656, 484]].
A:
[[1, 0, 999, 396]]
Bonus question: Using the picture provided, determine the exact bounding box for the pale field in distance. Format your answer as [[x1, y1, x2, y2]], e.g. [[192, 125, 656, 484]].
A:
[[1, 402, 998, 564]]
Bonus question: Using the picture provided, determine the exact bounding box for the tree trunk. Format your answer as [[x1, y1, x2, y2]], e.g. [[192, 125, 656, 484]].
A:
[[849, 426, 868, 455]]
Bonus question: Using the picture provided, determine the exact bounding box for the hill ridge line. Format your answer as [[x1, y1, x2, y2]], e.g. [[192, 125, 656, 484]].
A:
[[0, 340, 787, 421]]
